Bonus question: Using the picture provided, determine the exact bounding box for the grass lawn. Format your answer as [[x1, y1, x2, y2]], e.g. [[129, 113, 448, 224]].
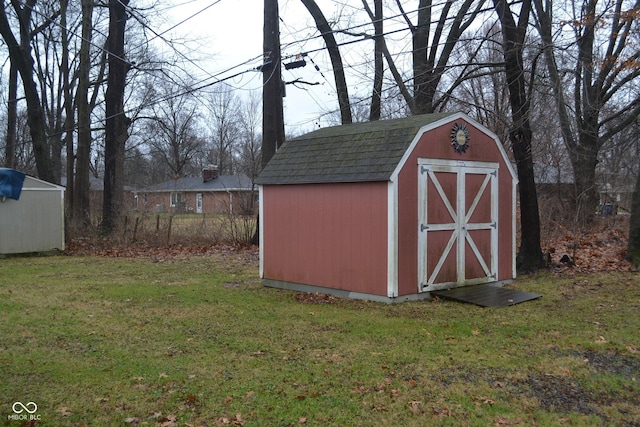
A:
[[1, 251, 639, 426]]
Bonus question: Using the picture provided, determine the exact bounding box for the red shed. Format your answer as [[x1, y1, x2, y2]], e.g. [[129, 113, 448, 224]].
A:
[[256, 112, 518, 302]]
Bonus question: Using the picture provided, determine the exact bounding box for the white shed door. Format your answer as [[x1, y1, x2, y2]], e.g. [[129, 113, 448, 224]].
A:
[[418, 159, 499, 292]]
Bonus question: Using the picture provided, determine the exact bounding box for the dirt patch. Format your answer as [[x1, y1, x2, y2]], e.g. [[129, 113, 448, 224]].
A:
[[521, 374, 609, 416], [580, 350, 640, 378], [422, 364, 639, 424]]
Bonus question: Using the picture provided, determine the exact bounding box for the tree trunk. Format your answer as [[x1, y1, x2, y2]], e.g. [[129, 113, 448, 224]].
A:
[[412, 0, 434, 114], [363, 1, 416, 114], [301, 0, 352, 124], [60, 0, 75, 217], [407, 0, 483, 115], [493, 0, 544, 271], [102, 0, 131, 234], [73, 0, 94, 228], [368, 0, 383, 121], [0, 0, 55, 183], [5, 62, 17, 168], [569, 135, 599, 224]]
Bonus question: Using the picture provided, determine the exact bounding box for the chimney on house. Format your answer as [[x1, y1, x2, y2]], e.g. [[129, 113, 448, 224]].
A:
[[203, 165, 219, 183]]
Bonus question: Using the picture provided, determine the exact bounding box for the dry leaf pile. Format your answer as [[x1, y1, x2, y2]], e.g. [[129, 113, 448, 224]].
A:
[[542, 219, 633, 273]]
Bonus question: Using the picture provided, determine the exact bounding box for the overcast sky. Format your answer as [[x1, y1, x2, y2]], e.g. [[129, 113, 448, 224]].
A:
[[160, 0, 350, 135]]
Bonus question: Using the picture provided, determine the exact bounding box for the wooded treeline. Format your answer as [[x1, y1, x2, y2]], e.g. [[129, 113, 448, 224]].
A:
[[1, 0, 639, 268]]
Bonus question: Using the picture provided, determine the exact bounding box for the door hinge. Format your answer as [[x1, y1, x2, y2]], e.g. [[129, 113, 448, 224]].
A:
[[491, 170, 497, 177], [491, 222, 496, 228], [420, 165, 429, 174], [420, 224, 429, 232]]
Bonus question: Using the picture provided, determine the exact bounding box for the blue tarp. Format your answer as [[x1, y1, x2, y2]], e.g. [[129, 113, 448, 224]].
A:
[[0, 168, 26, 200]]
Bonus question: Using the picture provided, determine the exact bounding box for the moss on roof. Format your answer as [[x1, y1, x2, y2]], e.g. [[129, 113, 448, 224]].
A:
[[256, 113, 457, 185]]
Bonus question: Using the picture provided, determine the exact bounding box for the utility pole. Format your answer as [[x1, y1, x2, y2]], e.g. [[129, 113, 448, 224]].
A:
[[262, 0, 285, 168]]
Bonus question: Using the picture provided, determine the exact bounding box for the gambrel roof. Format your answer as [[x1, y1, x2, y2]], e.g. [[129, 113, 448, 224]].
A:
[[256, 112, 458, 185]]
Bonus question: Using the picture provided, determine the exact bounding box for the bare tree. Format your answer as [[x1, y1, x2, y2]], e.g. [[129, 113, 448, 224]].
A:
[[238, 92, 262, 185], [401, 0, 488, 114], [0, 0, 55, 183], [143, 82, 204, 179], [207, 84, 242, 175], [354, 0, 489, 117], [492, 0, 544, 271], [450, 22, 510, 138], [5, 62, 18, 169], [360, 0, 383, 121], [533, 0, 640, 224], [71, 0, 96, 227], [301, 0, 353, 124]]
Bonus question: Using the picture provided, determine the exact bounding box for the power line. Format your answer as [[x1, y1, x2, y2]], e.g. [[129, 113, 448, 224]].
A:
[[17, 0, 495, 140]]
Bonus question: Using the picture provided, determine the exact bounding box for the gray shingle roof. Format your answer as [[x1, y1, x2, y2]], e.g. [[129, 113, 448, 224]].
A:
[[256, 113, 457, 185], [143, 175, 253, 192]]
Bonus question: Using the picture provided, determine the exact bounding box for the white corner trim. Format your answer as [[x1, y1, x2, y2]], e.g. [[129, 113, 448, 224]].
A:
[[387, 178, 398, 297], [258, 185, 265, 279]]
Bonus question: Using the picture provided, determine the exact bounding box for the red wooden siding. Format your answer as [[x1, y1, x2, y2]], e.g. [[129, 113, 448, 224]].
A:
[[262, 182, 389, 295]]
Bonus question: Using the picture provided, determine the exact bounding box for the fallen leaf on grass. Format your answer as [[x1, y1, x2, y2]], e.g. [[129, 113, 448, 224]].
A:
[[159, 414, 178, 427], [432, 407, 452, 418], [298, 417, 307, 424], [57, 407, 72, 417], [216, 413, 245, 425], [495, 416, 522, 425], [475, 396, 494, 406]]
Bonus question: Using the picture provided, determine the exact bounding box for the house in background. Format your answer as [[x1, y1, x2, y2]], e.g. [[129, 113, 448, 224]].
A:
[[61, 176, 137, 217], [138, 165, 256, 215], [534, 161, 576, 221], [533, 161, 634, 217]]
